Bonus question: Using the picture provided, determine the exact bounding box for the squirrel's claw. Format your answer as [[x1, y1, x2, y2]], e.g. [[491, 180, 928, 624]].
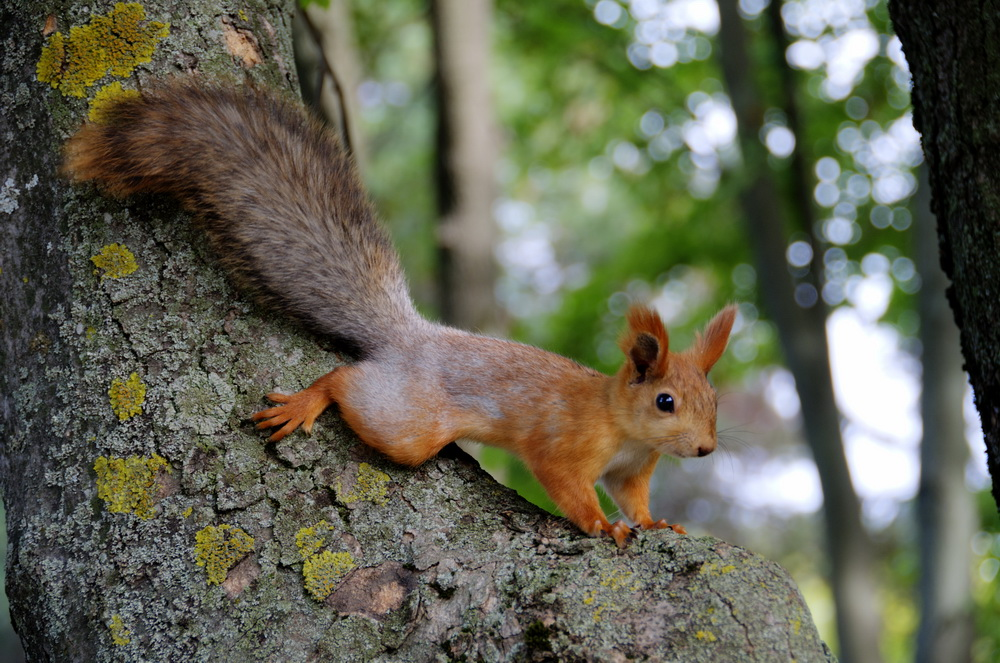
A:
[[599, 520, 634, 548], [251, 408, 304, 442]]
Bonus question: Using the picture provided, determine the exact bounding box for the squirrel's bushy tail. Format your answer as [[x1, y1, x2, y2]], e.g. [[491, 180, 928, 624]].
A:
[[64, 81, 418, 357]]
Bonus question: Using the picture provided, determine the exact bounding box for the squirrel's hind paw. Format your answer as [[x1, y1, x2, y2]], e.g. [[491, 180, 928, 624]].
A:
[[251, 388, 333, 442]]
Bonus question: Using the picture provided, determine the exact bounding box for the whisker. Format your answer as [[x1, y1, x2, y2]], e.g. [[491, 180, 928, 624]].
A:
[[717, 434, 752, 452]]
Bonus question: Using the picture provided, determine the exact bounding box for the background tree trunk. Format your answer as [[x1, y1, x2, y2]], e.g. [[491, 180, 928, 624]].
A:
[[294, 0, 368, 174], [716, 2, 882, 661], [0, 0, 833, 659], [889, 1, 1000, 516], [914, 166, 975, 663], [431, 0, 500, 331]]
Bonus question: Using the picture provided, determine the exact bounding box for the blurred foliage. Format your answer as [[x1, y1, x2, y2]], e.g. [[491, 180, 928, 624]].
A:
[[347, 2, 924, 466], [313, 1, 979, 661], [972, 489, 1000, 662]]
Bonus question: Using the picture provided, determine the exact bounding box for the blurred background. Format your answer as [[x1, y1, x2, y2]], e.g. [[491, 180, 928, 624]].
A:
[[4, 0, 996, 661]]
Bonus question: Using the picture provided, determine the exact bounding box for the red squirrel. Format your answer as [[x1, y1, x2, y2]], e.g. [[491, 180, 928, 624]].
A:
[[63, 81, 736, 547]]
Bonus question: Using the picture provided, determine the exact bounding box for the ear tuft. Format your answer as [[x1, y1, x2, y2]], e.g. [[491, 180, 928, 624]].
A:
[[619, 305, 669, 383], [692, 305, 737, 373]]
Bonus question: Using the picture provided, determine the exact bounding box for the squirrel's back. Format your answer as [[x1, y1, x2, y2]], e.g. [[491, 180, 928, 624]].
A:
[[64, 81, 418, 357]]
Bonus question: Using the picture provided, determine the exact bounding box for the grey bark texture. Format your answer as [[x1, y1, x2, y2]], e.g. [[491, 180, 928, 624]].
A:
[[889, 2, 1000, 515], [715, 3, 881, 662], [1, 1, 832, 661]]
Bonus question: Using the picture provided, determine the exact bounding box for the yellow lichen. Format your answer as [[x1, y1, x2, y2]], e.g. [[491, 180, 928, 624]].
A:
[[295, 520, 354, 600], [108, 372, 146, 421], [335, 462, 390, 505], [91, 243, 138, 279], [295, 520, 333, 560], [36, 3, 169, 98], [101, 3, 170, 77], [109, 614, 131, 645], [94, 453, 170, 519], [599, 568, 641, 591], [35, 31, 66, 87], [182, 506, 193, 518], [302, 551, 355, 601], [699, 561, 738, 577], [194, 524, 255, 586], [88, 82, 141, 123], [695, 630, 717, 642]]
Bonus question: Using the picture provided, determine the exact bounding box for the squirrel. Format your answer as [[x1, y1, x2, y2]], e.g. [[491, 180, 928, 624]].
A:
[[63, 80, 737, 547]]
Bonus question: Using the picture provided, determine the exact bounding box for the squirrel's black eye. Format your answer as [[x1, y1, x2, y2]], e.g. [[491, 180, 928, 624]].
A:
[[656, 393, 674, 413]]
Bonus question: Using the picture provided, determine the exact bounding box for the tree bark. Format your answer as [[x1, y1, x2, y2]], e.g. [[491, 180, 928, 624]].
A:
[[889, 1, 1000, 516], [431, 0, 501, 332], [716, 2, 882, 661], [1, 1, 832, 660]]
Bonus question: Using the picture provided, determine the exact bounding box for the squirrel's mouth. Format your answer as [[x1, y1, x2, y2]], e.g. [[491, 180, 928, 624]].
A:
[[654, 432, 716, 459]]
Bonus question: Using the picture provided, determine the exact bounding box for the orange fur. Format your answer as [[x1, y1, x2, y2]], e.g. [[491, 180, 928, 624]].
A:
[[64, 82, 738, 548]]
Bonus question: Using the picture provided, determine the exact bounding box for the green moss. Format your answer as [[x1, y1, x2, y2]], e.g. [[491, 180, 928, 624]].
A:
[[94, 453, 170, 519], [88, 82, 140, 123], [108, 372, 146, 421], [109, 614, 131, 645], [335, 462, 390, 505], [91, 243, 138, 279], [36, 3, 169, 98], [194, 524, 255, 586], [302, 551, 355, 601], [524, 621, 553, 653]]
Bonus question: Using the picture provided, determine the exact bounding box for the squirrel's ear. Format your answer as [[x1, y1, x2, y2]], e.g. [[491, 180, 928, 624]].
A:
[[619, 305, 669, 384], [692, 305, 737, 373]]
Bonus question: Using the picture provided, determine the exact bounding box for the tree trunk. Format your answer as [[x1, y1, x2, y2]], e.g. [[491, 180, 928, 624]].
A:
[[914, 166, 975, 663], [716, 2, 882, 661], [1, 1, 833, 660], [889, 1, 1000, 516], [431, 0, 500, 332], [294, 0, 368, 174]]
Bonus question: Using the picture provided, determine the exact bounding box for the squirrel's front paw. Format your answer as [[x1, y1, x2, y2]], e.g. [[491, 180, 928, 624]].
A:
[[251, 388, 331, 442], [640, 519, 687, 535], [598, 520, 635, 548]]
